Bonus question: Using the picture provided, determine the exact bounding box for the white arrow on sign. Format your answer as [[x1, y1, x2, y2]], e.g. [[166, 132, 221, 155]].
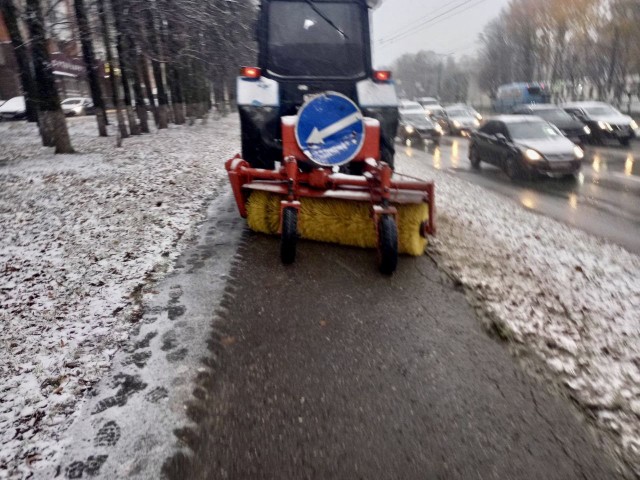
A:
[[306, 112, 363, 145]]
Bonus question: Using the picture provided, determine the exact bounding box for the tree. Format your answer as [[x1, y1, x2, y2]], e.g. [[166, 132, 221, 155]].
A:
[[0, 0, 38, 122], [74, 0, 107, 136], [25, 0, 74, 153]]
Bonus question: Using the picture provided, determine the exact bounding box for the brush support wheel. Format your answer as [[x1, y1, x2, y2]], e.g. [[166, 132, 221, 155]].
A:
[[377, 215, 398, 275], [280, 207, 298, 265]]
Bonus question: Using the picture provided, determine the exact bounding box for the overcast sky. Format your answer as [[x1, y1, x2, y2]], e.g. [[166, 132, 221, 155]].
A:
[[371, 0, 511, 67]]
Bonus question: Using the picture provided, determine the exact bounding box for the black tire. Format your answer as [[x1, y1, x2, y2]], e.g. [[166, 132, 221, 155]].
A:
[[469, 146, 481, 169], [280, 207, 298, 265], [505, 156, 528, 181], [377, 215, 398, 275]]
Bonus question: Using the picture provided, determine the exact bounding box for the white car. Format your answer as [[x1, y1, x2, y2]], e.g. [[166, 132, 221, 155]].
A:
[[0, 96, 26, 121], [61, 97, 95, 117], [398, 100, 425, 114]]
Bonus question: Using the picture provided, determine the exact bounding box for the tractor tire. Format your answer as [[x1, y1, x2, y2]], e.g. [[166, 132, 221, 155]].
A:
[[280, 207, 298, 265], [377, 215, 398, 275]]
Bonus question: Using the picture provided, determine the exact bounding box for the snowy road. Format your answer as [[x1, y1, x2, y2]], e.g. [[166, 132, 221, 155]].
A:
[[399, 137, 640, 254], [2, 116, 638, 479]]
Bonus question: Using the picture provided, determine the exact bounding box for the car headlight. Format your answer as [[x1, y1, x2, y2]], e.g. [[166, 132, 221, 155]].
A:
[[598, 121, 611, 131], [574, 146, 584, 159], [453, 120, 461, 128], [631, 120, 638, 130], [474, 119, 480, 127], [405, 126, 415, 134], [525, 149, 543, 161], [476, 114, 483, 121], [435, 124, 443, 133], [583, 126, 591, 135]]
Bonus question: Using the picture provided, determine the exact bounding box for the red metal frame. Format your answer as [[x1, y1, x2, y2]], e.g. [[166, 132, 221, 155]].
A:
[[226, 115, 435, 238], [225, 154, 436, 237]]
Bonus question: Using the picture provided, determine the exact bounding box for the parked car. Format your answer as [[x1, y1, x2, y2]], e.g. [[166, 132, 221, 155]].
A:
[[562, 101, 638, 146], [0, 96, 26, 121], [493, 82, 551, 113], [445, 105, 481, 136], [397, 111, 443, 146], [513, 104, 591, 145], [469, 115, 584, 180], [61, 97, 95, 117]]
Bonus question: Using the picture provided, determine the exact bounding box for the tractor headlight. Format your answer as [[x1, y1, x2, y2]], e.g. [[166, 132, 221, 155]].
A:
[[583, 126, 591, 135], [405, 125, 415, 134], [574, 146, 584, 159], [525, 149, 543, 162], [598, 121, 612, 131]]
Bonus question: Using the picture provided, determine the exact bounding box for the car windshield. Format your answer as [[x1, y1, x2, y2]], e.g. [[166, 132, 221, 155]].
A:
[[508, 121, 562, 140], [62, 99, 82, 105], [532, 109, 573, 122], [446, 108, 470, 118], [267, 1, 365, 78], [584, 106, 620, 117], [402, 113, 434, 127]]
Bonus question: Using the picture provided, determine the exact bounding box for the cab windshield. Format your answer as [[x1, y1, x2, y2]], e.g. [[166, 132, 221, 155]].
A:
[[267, 1, 366, 78]]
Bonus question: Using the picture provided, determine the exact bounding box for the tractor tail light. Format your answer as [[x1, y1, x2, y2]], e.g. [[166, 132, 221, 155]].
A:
[[241, 66, 261, 79], [373, 70, 391, 82]]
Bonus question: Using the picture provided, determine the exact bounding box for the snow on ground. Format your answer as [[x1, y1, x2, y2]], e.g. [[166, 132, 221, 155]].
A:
[[397, 148, 640, 475], [0, 115, 238, 478]]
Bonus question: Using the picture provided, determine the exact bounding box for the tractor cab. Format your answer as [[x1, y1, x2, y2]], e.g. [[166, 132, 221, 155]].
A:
[[238, 0, 398, 170]]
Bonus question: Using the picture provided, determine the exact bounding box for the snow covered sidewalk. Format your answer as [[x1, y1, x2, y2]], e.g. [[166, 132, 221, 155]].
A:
[[0, 116, 239, 478], [397, 152, 640, 476]]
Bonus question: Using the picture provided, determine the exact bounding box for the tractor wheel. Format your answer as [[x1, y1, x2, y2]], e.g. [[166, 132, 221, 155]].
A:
[[377, 215, 398, 275], [280, 207, 298, 265]]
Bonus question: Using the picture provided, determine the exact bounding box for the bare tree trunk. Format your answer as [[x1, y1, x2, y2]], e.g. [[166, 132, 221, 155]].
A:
[[145, 11, 168, 128], [141, 57, 159, 127], [25, 0, 74, 153], [97, 0, 128, 140], [111, 0, 140, 135], [74, 0, 107, 136], [132, 59, 149, 133], [1, 0, 38, 122]]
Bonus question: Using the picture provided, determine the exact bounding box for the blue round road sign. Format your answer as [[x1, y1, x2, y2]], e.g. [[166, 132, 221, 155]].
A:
[[295, 92, 365, 167]]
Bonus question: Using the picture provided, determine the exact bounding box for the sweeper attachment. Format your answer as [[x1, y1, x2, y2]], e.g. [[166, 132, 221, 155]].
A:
[[226, 91, 435, 275], [227, 0, 435, 274]]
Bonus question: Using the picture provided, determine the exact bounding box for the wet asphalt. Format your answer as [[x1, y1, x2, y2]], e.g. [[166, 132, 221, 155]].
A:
[[400, 138, 640, 254], [163, 234, 623, 480]]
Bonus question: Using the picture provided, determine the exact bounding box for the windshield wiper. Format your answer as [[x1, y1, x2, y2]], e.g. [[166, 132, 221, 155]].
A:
[[303, 0, 349, 39]]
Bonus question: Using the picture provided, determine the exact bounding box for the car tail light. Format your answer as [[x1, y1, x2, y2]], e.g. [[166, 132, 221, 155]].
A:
[[373, 70, 391, 82], [240, 66, 261, 79]]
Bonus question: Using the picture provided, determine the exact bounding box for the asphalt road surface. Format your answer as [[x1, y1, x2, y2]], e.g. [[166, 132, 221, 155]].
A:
[[397, 137, 640, 254], [163, 235, 624, 480]]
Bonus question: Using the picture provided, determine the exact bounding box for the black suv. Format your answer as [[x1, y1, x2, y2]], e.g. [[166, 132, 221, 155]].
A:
[[562, 101, 638, 146]]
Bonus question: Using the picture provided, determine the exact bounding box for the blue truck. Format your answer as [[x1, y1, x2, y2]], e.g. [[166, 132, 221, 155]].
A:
[[493, 82, 551, 113]]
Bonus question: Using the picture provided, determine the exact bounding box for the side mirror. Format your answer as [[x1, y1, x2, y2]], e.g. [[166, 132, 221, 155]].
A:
[[495, 133, 508, 144]]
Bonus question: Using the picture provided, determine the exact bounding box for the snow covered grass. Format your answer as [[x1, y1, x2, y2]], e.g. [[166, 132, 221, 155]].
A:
[[0, 115, 238, 478], [397, 152, 640, 475]]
